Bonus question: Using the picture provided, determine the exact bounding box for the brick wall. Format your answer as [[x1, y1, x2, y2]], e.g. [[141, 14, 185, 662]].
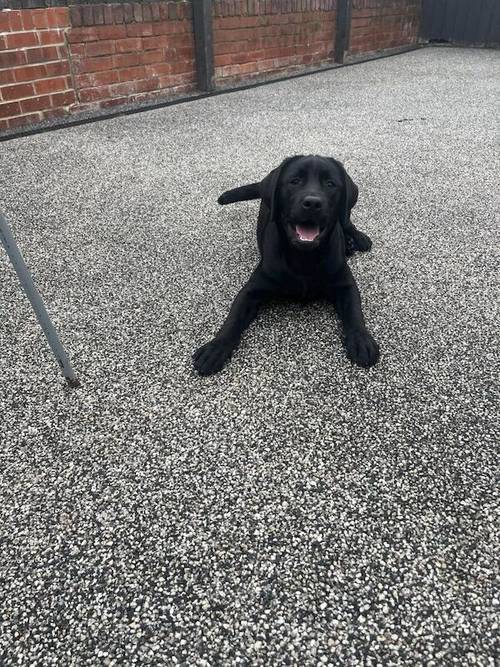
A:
[[349, 0, 420, 55], [1, 0, 422, 134], [68, 2, 194, 112], [213, 0, 337, 86], [0, 1, 194, 131], [0, 8, 76, 131]]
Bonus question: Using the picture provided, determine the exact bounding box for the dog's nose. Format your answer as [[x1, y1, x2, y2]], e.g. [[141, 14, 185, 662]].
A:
[[302, 196, 323, 211]]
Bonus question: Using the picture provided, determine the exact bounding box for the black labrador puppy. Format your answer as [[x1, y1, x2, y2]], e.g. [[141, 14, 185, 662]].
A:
[[193, 154, 379, 375]]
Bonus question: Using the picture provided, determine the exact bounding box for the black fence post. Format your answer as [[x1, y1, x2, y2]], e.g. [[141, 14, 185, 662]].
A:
[[335, 0, 353, 64], [192, 0, 215, 92]]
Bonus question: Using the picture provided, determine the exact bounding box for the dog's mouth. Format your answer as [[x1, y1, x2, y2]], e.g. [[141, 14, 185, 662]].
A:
[[294, 224, 320, 243]]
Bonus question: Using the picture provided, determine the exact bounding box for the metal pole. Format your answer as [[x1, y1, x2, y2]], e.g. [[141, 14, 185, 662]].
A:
[[192, 0, 215, 92], [0, 210, 80, 388]]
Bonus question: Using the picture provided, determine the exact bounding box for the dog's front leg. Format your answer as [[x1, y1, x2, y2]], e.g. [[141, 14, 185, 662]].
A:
[[193, 270, 270, 376], [328, 266, 380, 368]]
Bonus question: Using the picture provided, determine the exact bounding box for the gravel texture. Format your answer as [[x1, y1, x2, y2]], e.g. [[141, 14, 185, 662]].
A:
[[0, 46, 499, 666]]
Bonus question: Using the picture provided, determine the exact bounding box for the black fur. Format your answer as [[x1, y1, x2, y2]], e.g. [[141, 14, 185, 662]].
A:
[[193, 155, 379, 375]]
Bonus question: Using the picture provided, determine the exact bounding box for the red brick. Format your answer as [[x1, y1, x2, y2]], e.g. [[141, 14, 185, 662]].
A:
[[168, 2, 178, 20], [26, 46, 59, 64], [152, 20, 184, 36], [6, 32, 40, 50], [0, 119, 8, 132], [169, 34, 194, 48], [108, 81, 137, 97], [42, 107, 68, 121], [215, 53, 233, 67], [141, 49, 164, 65], [170, 60, 193, 74], [146, 62, 171, 77], [67, 28, 99, 44], [0, 69, 15, 86], [142, 3, 152, 22], [20, 95, 51, 113], [13, 64, 44, 82], [51, 90, 76, 106], [143, 34, 169, 50], [21, 11, 36, 31], [69, 43, 86, 57], [133, 3, 143, 22], [126, 23, 154, 37], [98, 25, 128, 40], [150, 3, 161, 22], [70, 6, 83, 28], [123, 5, 134, 24], [160, 71, 183, 86], [7, 112, 42, 129], [104, 6, 114, 25], [94, 6, 105, 25], [100, 96, 130, 109], [86, 40, 116, 57], [0, 13, 10, 32], [79, 86, 111, 103], [78, 55, 114, 73], [47, 8, 70, 28], [216, 15, 260, 30], [115, 37, 143, 53], [213, 39, 248, 55], [0, 11, 23, 32], [34, 76, 68, 95], [81, 5, 94, 26], [113, 52, 141, 68], [180, 3, 192, 20], [38, 30, 66, 46], [113, 4, 125, 24], [0, 82, 35, 101], [75, 73, 93, 89], [159, 3, 170, 21], [45, 61, 70, 77], [92, 69, 120, 86], [118, 65, 146, 82], [135, 77, 159, 93], [0, 101, 21, 119]]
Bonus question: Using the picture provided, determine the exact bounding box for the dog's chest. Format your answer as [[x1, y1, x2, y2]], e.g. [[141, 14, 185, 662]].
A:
[[260, 218, 337, 298], [264, 254, 327, 298]]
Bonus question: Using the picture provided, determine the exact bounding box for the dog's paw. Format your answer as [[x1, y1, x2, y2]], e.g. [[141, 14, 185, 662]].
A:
[[193, 339, 233, 375], [351, 230, 372, 252], [345, 330, 380, 368], [217, 191, 232, 205]]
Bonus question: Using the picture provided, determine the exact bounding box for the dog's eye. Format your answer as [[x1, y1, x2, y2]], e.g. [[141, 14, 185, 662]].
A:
[[326, 180, 336, 188], [290, 177, 301, 185]]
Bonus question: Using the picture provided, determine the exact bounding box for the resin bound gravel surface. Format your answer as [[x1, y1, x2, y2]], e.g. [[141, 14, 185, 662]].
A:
[[0, 47, 498, 665]]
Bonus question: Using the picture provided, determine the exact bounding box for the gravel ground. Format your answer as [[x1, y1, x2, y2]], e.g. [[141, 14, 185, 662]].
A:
[[0, 46, 499, 666]]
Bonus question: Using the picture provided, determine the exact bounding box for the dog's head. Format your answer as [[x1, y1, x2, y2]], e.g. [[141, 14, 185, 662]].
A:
[[260, 155, 355, 251]]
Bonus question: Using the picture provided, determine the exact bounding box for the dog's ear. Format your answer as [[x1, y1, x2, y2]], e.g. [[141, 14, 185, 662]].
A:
[[259, 155, 303, 222], [329, 159, 358, 229]]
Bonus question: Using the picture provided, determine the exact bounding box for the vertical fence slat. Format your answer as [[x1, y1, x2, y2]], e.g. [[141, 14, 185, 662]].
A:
[[334, 0, 352, 64], [192, 0, 215, 92]]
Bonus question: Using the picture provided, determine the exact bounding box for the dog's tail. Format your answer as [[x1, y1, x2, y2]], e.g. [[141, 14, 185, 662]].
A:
[[218, 182, 261, 205]]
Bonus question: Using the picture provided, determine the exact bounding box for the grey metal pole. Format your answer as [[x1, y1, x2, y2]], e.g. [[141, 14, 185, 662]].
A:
[[0, 210, 80, 388]]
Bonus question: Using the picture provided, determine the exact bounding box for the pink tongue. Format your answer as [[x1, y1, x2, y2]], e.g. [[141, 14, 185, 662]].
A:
[[296, 224, 320, 242]]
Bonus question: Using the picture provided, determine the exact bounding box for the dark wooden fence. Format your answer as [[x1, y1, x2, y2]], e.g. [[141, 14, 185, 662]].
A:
[[421, 0, 500, 47]]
